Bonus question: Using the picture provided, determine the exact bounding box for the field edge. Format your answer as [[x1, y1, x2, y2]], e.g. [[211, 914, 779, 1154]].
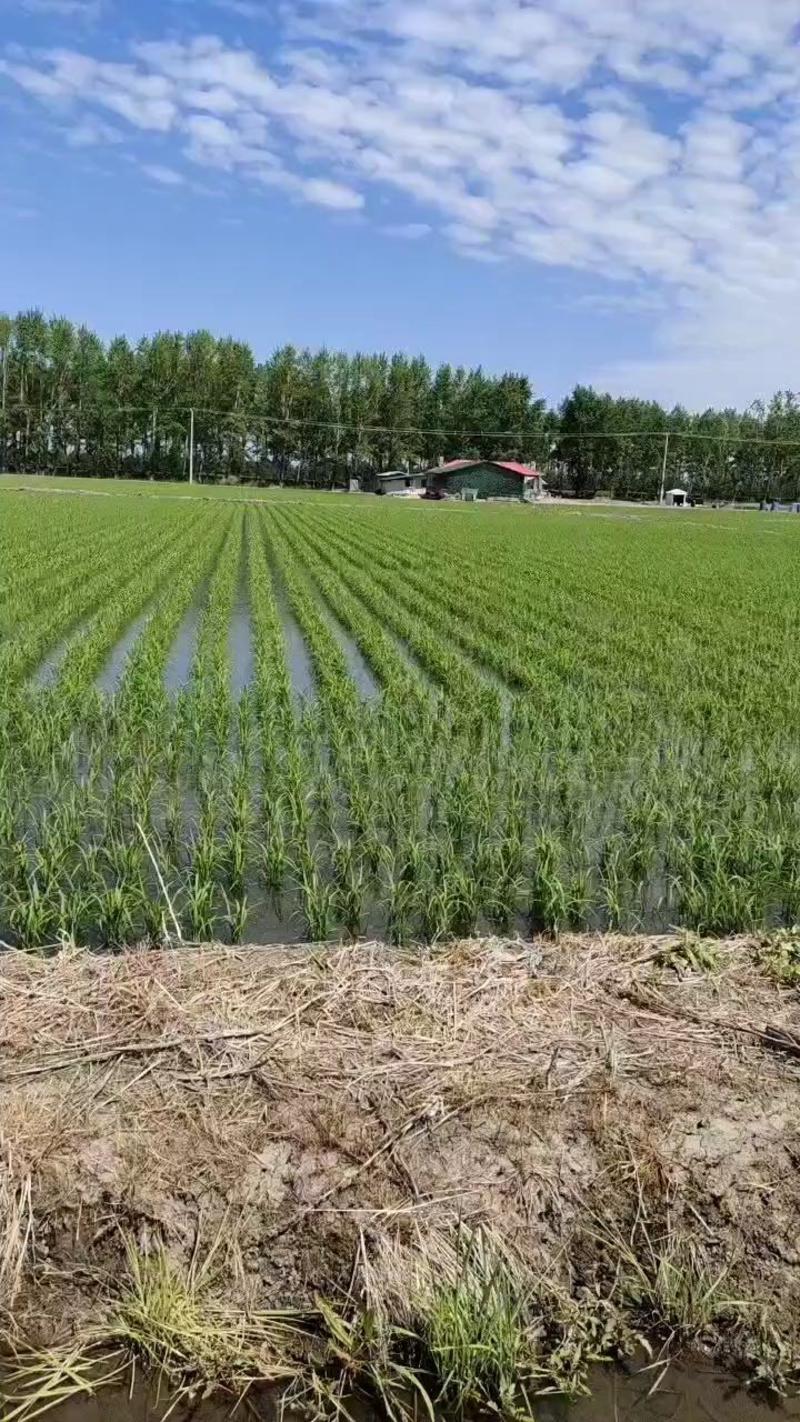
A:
[[2, 931, 800, 1414]]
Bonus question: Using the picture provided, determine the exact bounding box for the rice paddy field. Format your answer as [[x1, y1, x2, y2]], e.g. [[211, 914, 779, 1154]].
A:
[[2, 484, 800, 949]]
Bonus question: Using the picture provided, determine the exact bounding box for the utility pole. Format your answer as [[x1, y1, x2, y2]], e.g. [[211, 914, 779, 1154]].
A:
[[659, 430, 670, 504], [188, 406, 195, 485], [0, 347, 6, 474]]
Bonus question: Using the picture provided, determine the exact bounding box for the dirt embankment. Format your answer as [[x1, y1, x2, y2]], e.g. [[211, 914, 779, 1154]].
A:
[[1, 934, 800, 1412]]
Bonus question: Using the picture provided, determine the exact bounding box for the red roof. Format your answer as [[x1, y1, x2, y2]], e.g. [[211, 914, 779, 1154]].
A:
[[428, 458, 541, 479]]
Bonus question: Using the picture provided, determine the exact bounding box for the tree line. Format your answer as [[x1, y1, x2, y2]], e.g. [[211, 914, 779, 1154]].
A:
[[2, 309, 800, 502]]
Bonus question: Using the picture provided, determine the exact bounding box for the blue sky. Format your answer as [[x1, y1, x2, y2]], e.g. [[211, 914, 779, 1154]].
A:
[[2, 0, 800, 409]]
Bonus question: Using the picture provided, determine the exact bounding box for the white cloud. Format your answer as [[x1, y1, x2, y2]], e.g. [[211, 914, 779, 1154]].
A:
[[208, 0, 263, 16], [382, 222, 431, 240], [300, 176, 363, 209], [184, 112, 238, 149], [140, 162, 185, 185], [4, 0, 800, 403], [10, 0, 101, 14], [572, 289, 667, 316], [66, 115, 121, 145]]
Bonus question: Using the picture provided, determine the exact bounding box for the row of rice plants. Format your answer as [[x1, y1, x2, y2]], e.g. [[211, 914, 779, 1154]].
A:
[[267, 506, 543, 939], [0, 504, 230, 947], [1, 505, 139, 634], [284, 502, 800, 936], [268, 505, 498, 729], [263, 507, 500, 939], [301, 504, 654, 758], [0, 505, 206, 691]]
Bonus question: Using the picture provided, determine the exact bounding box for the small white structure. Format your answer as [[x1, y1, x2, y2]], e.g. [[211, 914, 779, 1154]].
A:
[[522, 474, 545, 501], [665, 487, 689, 507]]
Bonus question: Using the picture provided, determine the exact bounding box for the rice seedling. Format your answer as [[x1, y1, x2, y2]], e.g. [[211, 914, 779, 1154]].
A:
[[95, 883, 143, 949], [332, 835, 367, 940], [223, 888, 249, 944], [261, 811, 289, 900], [530, 832, 570, 935], [296, 859, 338, 942], [184, 867, 217, 943], [384, 860, 421, 946]]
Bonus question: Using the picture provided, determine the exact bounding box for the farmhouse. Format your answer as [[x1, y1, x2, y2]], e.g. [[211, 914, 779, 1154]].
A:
[[375, 470, 427, 496], [425, 458, 543, 500]]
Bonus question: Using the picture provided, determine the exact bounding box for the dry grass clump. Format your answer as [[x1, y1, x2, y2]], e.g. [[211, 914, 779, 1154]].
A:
[[0, 1342, 127, 1422], [593, 1212, 747, 1343], [0, 1145, 32, 1315], [1, 1233, 304, 1422]]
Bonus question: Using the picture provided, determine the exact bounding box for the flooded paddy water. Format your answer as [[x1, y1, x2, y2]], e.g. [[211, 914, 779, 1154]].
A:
[[229, 571, 255, 699], [17, 1362, 800, 1422], [164, 582, 209, 694], [96, 610, 151, 693], [272, 578, 316, 702], [33, 631, 76, 686]]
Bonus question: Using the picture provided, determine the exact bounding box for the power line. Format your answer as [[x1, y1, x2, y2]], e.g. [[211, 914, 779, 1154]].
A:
[[1, 401, 551, 440], [4, 400, 800, 449]]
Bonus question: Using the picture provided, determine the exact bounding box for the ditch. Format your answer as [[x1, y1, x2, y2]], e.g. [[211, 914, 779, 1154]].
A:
[[11, 1359, 800, 1422]]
